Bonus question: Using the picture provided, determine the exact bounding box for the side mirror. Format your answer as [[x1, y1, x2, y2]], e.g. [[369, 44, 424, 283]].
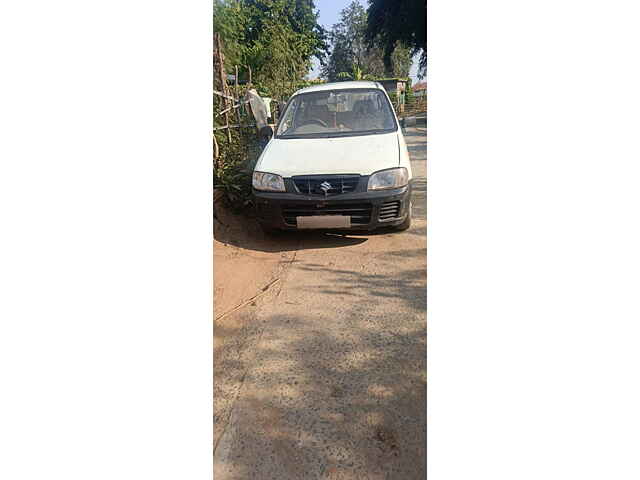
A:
[[400, 117, 406, 129], [259, 125, 274, 140]]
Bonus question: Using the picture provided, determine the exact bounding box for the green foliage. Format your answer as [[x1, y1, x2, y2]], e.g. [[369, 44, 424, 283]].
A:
[[213, 0, 328, 97], [405, 83, 415, 106], [337, 64, 375, 81], [390, 43, 413, 78], [322, 1, 369, 81], [322, 1, 413, 82], [214, 128, 261, 211], [387, 91, 400, 117], [365, 0, 426, 77], [213, 0, 328, 211], [254, 78, 324, 101]]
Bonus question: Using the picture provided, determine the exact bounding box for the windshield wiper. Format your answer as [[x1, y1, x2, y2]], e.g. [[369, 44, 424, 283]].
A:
[[278, 128, 393, 139]]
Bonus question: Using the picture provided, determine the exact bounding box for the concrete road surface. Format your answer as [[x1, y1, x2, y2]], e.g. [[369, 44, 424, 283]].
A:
[[214, 127, 426, 479]]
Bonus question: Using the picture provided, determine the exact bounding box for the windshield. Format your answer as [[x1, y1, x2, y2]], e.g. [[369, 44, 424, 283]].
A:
[[276, 88, 397, 138]]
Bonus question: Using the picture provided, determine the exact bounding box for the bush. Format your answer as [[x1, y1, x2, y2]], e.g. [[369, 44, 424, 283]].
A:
[[387, 91, 402, 116], [405, 84, 415, 107], [214, 127, 262, 213]]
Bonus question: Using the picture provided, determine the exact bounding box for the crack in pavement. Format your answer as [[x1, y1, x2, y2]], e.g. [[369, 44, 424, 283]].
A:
[[213, 238, 300, 458]]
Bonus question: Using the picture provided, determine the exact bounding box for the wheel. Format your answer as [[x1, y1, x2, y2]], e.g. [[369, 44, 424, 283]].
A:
[[395, 203, 412, 231]]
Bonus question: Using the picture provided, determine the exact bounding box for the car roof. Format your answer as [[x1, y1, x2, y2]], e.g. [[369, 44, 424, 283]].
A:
[[293, 81, 384, 96]]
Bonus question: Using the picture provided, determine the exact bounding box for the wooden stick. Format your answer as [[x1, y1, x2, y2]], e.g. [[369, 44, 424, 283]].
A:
[[215, 34, 232, 142], [234, 65, 241, 125], [213, 123, 257, 131], [213, 90, 235, 101], [212, 122, 275, 132], [234, 65, 239, 94], [215, 100, 249, 117]]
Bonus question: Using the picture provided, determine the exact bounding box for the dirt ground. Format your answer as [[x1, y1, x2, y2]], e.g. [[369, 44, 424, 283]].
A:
[[214, 126, 426, 479]]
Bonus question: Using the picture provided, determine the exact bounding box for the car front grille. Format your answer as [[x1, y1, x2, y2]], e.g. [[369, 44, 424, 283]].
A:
[[282, 203, 372, 226], [379, 201, 401, 221], [292, 175, 360, 196]]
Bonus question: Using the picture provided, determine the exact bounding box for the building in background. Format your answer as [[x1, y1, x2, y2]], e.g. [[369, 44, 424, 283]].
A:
[[413, 81, 427, 98]]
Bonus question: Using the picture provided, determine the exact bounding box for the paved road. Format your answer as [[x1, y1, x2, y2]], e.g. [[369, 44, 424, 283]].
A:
[[214, 127, 426, 479]]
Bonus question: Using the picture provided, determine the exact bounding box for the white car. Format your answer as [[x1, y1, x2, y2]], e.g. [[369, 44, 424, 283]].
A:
[[252, 81, 412, 233]]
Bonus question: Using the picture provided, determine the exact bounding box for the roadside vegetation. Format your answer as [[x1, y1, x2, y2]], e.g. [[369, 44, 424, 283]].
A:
[[213, 0, 328, 212], [322, 1, 412, 82], [213, 0, 426, 213], [213, 0, 328, 98], [365, 0, 426, 77]]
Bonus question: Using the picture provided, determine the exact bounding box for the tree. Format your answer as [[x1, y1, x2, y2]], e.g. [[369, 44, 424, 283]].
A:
[[321, 1, 368, 81], [365, 0, 426, 77], [322, 0, 412, 82], [337, 65, 375, 81], [390, 43, 413, 78], [213, 0, 328, 94]]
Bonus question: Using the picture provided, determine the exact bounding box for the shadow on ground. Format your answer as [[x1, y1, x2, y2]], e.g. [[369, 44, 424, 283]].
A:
[[214, 211, 370, 253], [214, 251, 427, 479], [214, 178, 425, 254], [215, 201, 428, 254]]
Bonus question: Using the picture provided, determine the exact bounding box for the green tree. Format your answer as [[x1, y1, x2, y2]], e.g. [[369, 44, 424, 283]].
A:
[[322, 0, 412, 81], [337, 64, 375, 81], [365, 0, 426, 77], [213, 0, 328, 92], [390, 43, 413, 78], [405, 82, 415, 107], [213, 0, 248, 68], [213, 0, 328, 210], [321, 1, 368, 81]]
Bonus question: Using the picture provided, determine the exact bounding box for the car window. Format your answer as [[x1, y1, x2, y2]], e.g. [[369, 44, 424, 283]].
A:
[[276, 89, 396, 138]]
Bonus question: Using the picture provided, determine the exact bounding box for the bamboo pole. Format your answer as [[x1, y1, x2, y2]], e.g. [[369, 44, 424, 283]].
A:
[[234, 65, 241, 125], [213, 90, 235, 101], [215, 34, 231, 142], [213, 35, 219, 166], [234, 65, 239, 94], [215, 100, 249, 117]]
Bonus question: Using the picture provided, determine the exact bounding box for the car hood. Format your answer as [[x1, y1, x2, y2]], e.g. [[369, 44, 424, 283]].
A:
[[255, 132, 400, 177]]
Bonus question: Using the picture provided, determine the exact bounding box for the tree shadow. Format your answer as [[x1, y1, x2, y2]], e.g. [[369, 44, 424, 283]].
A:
[[215, 313, 426, 479], [299, 248, 426, 312], [214, 252, 427, 479]]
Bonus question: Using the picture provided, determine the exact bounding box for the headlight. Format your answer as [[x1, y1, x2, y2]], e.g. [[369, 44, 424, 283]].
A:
[[367, 167, 408, 190], [252, 171, 285, 192]]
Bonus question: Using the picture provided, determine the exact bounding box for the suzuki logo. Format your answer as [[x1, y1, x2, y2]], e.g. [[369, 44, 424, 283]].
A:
[[319, 181, 332, 193]]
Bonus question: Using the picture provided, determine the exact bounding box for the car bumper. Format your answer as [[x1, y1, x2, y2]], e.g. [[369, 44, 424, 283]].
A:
[[253, 184, 411, 231]]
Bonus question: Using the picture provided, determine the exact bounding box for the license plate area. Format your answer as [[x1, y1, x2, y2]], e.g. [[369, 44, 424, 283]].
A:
[[296, 215, 351, 229]]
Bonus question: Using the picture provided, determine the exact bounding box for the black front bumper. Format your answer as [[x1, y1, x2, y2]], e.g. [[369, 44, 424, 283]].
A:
[[253, 184, 411, 231]]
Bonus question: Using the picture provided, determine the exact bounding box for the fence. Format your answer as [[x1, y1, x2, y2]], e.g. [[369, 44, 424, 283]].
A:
[[213, 34, 285, 172], [401, 96, 427, 117], [214, 34, 253, 168]]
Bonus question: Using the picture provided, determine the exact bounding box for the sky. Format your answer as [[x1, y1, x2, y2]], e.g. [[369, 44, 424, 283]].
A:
[[308, 0, 420, 82]]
